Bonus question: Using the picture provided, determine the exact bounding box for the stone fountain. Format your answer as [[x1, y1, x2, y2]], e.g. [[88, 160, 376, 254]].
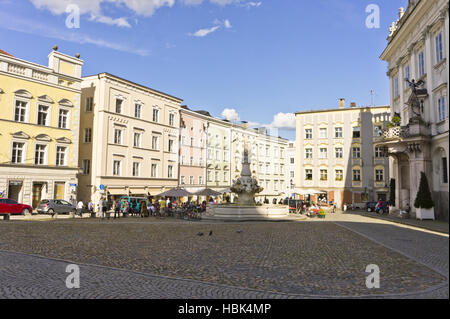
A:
[[206, 138, 289, 221]]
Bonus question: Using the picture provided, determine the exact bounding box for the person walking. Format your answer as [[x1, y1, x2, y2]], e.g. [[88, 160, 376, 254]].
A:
[[102, 198, 109, 219], [114, 199, 121, 219], [88, 200, 94, 217], [97, 198, 103, 219], [77, 200, 84, 218]]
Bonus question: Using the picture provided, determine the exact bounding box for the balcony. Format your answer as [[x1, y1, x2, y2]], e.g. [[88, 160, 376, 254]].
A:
[[382, 120, 431, 142]]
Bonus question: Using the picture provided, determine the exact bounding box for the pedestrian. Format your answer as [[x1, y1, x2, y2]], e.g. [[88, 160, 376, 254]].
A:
[[140, 201, 149, 218], [102, 198, 109, 219], [98, 199, 103, 219], [114, 199, 121, 219], [77, 200, 84, 217], [88, 200, 94, 216]]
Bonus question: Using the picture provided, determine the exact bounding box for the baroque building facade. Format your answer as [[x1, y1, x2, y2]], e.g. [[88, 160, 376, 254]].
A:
[[0, 48, 83, 208], [378, 0, 449, 220], [295, 102, 391, 209], [78, 73, 182, 205]]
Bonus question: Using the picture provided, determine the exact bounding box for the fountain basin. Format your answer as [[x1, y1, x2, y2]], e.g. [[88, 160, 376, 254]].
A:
[[205, 205, 289, 221]]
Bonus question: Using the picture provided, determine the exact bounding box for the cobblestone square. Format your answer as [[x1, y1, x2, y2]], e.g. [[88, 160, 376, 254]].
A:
[[0, 214, 448, 299]]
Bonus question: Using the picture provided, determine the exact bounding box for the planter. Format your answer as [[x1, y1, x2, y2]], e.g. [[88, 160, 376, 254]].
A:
[[416, 207, 435, 220], [318, 214, 326, 219]]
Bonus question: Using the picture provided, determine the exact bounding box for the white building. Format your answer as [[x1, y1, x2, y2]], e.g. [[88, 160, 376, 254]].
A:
[[378, 0, 449, 220]]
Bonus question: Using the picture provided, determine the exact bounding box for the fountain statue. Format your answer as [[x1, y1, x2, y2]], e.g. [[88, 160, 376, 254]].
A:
[[230, 141, 263, 205], [205, 135, 289, 221]]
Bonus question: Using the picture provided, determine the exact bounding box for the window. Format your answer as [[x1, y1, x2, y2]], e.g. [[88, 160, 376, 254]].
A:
[[394, 76, 399, 97], [181, 136, 186, 146], [207, 171, 212, 182], [438, 96, 446, 122], [305, 169, 313, 181], [132, 162, 140, 177], [181, 156, 185, 165], [37, 105, 49, 126], [353, 169, 361, 181], [290, 171, 294, 178], [56, 146, 67, 166], [320, 169, 328, 181], [375, 147, 383, 158], [151, 164, 158, 178], [152, 108, 159, 122], [134, 104, 141, 118], [335, 147, 343, 159], [335, 127, 343, 138], [199, 176, 203, 185], [113, 160, 121, 176], [82, 159, 90, 175], [114, 129, 123, 145], [85, 97, 93, 112], [290, 157, 295, 164], [14, 100, 27, 122], [199, 157, 203, 166], [12, 142, 24, 163], [375, 169, 384, 182], [319, 148, 327, 159], [319, 128, 327, 139], [216, 150, 220, 161], [168, 165, 173, 178], [189, 176, 194, 185], [374, 125, 383, 137], [442, 158, 448, 184], [352, 127, 361, 138], [115, 99, 123, 114], [168, 139, 174, 152], [435, 32, 443, 64], [305, 129, 312, 139], [335, 169, 343, 181], [190, 156, 194, 166], [352, 147, 361, 159], [35, 144, 46, 165], [190, 137, 194, 146], [418, 51, 425, 77], [181, 176, 186, 185], [169, 113, 175, 126], [133, 132, 141, 148], [58, 109, 68, 129], [305, 148, 313, 159], [84, 128, 92, 143], [152, 136, 159, 150], [404, 65, 410, 88]]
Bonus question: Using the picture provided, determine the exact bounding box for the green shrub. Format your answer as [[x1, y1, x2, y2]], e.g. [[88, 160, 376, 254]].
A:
[[414, 172, 434, 209]]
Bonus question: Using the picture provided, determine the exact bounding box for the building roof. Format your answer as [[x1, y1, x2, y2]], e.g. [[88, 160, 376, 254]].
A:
[[295, 105, 390, 116], [83, 72, 183, 103], [0, 49, 14, 57]]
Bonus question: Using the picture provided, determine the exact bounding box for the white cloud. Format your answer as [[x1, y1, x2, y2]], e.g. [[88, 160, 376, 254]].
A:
[[189, 25, 220, 37], [269, 113, 296, 130], [209, 0, 237, 5], [224, 19, 232, 29], [221, 108, 240, 122], [89, 14, 131, 28], [243, 1, 262, 8]]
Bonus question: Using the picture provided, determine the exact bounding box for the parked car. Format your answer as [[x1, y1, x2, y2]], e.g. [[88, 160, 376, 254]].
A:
[[37, 199, 77, 215], [0, 198, 33, 215], [366, 202, 378, 212]]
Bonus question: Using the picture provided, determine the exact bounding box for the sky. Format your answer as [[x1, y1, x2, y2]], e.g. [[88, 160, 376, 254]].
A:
[[0, 0, 408, 140]]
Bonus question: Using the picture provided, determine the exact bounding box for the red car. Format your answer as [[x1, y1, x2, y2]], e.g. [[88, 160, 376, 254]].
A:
[[0, 198, 33, 215]]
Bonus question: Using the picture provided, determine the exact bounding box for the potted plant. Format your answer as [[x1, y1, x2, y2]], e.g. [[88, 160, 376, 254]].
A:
[[391, 115, 401, 126], [414, 172, 435, 220], [318, 208, 326, 219]]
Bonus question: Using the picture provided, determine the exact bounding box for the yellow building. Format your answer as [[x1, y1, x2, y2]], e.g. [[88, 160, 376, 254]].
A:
[[0, 48, 84, 208]]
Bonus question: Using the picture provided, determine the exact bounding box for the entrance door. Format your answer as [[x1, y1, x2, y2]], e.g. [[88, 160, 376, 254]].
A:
[[54, 182, 65, 200], [8, 181, 23, 202], [32, 183, 43, 209]]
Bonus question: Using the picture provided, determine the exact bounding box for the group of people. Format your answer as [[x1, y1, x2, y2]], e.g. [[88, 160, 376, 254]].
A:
[[76, 198, 109, 218]]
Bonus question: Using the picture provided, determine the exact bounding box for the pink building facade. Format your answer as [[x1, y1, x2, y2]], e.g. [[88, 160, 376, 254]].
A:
[[179, 107, 208, 196]]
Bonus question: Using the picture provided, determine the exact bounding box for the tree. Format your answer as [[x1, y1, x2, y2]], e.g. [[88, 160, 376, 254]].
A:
[[414, 172, 434, 209], [389, 178, 396, 206]]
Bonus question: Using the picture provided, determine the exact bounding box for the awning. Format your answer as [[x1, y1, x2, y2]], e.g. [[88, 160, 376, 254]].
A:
[[107, 188, 128, 195], [194, 188, 222, 196], [156, 188, 193, 197]]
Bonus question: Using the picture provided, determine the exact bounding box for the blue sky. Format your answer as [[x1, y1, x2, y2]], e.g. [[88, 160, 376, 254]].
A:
[[0, 0, 408, 140]]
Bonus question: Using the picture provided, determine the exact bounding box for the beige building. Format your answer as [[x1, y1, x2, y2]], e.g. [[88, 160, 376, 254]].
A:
[[378, 0, 449, 220], [0, 47, 83, 208], [78, 73, 182, 205], [295, 101, 391, 208]]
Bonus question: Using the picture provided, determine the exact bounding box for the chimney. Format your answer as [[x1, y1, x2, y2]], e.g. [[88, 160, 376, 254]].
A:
[[339, 98, 345, 108], [241, 121, 248, 129], [350, 102, 357, 108]]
